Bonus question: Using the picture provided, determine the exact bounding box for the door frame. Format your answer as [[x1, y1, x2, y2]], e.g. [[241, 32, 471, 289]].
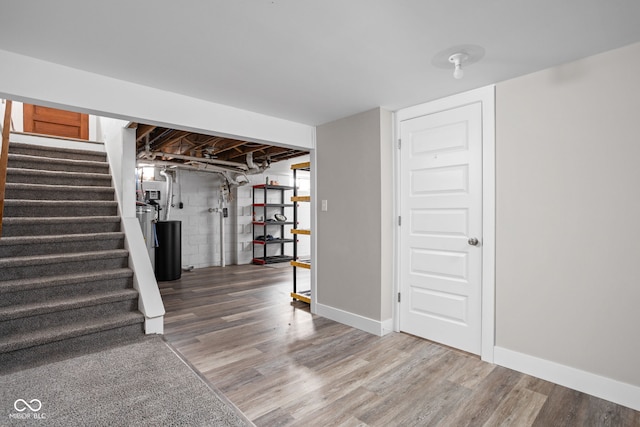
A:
[[393, 85, 496, 363]]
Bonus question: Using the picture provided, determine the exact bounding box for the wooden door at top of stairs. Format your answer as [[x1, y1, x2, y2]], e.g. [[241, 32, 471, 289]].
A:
[[23, 104, 89, 140], [399, 102, 483, 355]]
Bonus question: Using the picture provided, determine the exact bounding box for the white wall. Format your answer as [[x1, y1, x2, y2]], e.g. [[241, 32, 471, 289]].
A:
[[495, 41, 640, 404], [0, 99, 23, 132], [235, 183, 255, 266], [0, 49, 315, 150], [316, 108, 393, 335]]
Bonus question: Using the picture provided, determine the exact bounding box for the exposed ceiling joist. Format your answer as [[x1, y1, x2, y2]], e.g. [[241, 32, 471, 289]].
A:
[[210, 140, 249, 156], [151, 130, 192, 152], [227, 144, 271, 161], [135, 124, 156, 142], [133, 123, 308, 166]]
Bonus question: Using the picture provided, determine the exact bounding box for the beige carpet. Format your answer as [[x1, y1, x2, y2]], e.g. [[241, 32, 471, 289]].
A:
[[1, 337, 252, 426]]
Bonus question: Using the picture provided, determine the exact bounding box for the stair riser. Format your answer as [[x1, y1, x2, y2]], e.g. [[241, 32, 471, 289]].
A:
[[9, 157, 109, 174], [0, 299, 138, 336], [0, 237, 125, 258], [9, 143, 107, 162], [0, 256, 129, 281], [3, 203, 117, 217], [7, 171, 112, 187], [0, 323, 144, 373], [5, 186, 115, 201], [1, 221, 121, 237], [0, 276, 134, 307]]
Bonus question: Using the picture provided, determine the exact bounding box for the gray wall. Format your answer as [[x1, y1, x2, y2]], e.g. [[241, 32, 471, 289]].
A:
[[495, 41, 640, 386], [316, 108, 393, 322]]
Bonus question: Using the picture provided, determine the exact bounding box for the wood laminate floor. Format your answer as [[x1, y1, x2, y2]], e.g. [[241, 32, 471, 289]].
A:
[[159, 265, 640, 427]]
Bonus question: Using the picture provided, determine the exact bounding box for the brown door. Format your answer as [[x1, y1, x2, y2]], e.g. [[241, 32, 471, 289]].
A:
[[23, 104, 89, 140]]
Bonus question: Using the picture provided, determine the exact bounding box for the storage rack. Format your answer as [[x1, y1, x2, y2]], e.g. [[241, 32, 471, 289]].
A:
[[290, 161, 311, 303], [251, 183, 295, 265]]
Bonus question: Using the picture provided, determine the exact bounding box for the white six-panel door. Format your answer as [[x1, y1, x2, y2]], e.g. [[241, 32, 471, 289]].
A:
[[399, 102, 483, 355]]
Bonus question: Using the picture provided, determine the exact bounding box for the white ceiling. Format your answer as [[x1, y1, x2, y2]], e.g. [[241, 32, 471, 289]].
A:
[[1, 1, 640, 126]]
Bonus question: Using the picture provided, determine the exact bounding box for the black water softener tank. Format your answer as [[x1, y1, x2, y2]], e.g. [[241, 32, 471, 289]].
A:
[[154, 220, 182, 281]]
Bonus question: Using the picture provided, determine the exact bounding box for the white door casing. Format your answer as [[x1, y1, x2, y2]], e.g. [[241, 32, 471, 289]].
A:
[[393, 85, 496, 363]]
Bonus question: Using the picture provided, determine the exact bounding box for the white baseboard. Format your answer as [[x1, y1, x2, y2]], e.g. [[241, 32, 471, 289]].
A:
[[315, 303, 392, 337], [381, 318, 394, 336], [494, 346, 640, 411]]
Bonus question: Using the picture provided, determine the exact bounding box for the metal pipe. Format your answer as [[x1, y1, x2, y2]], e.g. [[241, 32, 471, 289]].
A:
[[138, 159, 241, 176], [207, 207, 226, 268], [220, 209, 225, 268], [138, 159, 224, 173], [142, 150, 248, 170], [159, 169, 175, 221]]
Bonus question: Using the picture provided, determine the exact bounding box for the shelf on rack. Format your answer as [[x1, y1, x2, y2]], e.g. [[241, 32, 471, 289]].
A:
[[291, 229, 311, 235], [291, 196, 310, 202], [252, 184, 295, 190], [291, 161, 311, 171], [291, 290, 311, 304], [252, 238, 295, 245], [252, 255, 294, 265], [252, 221, 295, 226], [253, 203, 294, 208], [290, 260, 311, 269]]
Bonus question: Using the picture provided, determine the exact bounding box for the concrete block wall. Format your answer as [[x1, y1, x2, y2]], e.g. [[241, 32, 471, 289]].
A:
[[140, 169, 227, 269], [138, 154, 310, 269], [235, 183, 255, 265]]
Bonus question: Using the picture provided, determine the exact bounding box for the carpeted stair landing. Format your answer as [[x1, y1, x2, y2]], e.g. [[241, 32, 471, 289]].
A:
[[0, 141, 144, 373]]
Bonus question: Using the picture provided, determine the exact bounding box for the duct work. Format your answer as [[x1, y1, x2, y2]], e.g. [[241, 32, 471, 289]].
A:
[[159, 169, 175, 220], [245, 152, 271, 174], [137, 149, 270, 191]]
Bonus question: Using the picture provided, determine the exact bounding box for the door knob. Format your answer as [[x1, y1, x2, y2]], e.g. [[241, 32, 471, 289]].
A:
[[468, 237, 479, 246]]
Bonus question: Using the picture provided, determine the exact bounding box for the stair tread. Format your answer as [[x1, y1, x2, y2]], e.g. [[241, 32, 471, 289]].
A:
[[0, 311, 144, 353], [0, 289, 139, 321], [5, 182, 114, 192], [2, 216, 120, 225], [4, 199, 117, 206], [7, 167, 111, 179], [0, 249, 129, 268], [0, 268, 133, 294], [0, 232, 125, 246], [9, 141, 106, 155], [8, 152, 108, 168]]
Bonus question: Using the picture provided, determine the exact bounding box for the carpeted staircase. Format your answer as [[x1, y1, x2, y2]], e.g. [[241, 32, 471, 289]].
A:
[[0, 141, 144, 372]]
